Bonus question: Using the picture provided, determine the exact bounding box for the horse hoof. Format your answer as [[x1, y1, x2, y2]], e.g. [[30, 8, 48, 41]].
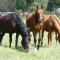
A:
[[15, 45, 17, 48], [48, 45, 51, 48], [37, 47, 39, 50], [15, 46, 18, 49], [0, 43, 2, 46], [9, 45, 11, 48], [37, 46, 39, 50]]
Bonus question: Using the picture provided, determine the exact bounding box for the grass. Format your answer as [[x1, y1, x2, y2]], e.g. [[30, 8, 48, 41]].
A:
[[0, 32, 60, 60], [0, 16, 60, 60]]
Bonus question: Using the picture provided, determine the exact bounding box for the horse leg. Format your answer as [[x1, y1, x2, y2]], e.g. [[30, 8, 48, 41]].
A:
[[15, 33, 19, 48], [37, 38, 40, 50], [55, 32, 58, 44], [28, 31, 31, 43], [41, 30, 44, 46], [48, 32, 52, 47], [0, 32, 5, 45], [9, 33, 12, 48], [37, 29, 43, 49], [33, 32, 36, 46]]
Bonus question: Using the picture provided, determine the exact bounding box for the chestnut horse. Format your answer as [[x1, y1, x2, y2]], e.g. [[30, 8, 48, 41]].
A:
[[52, 15, 60, 44], [43, 15, 60, 46], [34, 5, 60, 47], [31, 5, 60, 47], [26, 6, 43, 49], [41, 14, 60, 46]]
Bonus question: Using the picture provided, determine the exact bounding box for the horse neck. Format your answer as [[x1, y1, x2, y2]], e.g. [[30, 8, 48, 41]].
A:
[[53, 15, 60, 26], [51, 16, 60, 33], [34, 12, 39, 21]]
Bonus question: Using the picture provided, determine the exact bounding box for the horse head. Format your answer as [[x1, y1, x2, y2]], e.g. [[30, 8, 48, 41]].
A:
[[35, 5, 44, 23]]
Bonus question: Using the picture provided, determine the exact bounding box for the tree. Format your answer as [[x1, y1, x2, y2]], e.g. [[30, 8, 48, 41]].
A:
[[16, 0, 34, 11], [47, 0, 60, 11], [25, 0, 34, 11]]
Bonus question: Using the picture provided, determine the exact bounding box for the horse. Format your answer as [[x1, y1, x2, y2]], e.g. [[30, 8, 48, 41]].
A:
[[52, 15, 60, 44], [0, 12, 29, 52], [26, 5, 43, 49], [41, 14, 60, 46], [34, 5, 60, 47]]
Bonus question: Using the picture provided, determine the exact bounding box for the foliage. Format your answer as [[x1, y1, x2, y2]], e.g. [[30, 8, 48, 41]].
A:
[[47, 0, 60, 11], [0, 0, 16, 12], [1, 0, 60, 12], [26, 0, 34, 4]]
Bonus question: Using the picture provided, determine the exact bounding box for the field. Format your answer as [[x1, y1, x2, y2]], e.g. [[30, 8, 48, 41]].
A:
[[0, 16, 60, 60]]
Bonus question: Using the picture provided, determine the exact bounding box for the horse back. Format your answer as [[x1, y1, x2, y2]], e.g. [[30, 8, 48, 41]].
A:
[[0, 13, 17, 32]]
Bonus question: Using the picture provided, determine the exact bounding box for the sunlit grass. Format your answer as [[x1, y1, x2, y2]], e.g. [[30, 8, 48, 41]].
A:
[[0, 15, 60, 60], [0, 31, 60, 60]]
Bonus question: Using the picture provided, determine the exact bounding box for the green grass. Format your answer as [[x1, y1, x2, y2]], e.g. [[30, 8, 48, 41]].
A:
[[0, 15, 60, 60], [0, 32, 60, 60]]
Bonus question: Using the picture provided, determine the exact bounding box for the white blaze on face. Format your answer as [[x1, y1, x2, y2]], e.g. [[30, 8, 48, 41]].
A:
[[38, 9, 43, 22]]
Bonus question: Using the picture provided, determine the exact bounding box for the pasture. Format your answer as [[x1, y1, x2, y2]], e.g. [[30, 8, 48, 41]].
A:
[[0, 16, 60, 60]]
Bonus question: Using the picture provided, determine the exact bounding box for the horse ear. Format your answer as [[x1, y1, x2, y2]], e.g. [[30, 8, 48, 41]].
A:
[[37, 5, 39, 10], [41, 5, 43, 9]]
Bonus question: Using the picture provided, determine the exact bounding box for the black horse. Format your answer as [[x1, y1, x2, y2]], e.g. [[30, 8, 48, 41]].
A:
[[0, 12, 29, 52]]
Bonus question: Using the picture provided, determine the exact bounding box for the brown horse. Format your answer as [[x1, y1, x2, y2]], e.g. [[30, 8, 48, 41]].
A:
[[35, 5, 60, 47], [52, 15, 60, 44], [26, 6, 43, 49], [42, 14, 60, 46]]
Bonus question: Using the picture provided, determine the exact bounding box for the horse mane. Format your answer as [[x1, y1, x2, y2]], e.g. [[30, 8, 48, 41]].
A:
[[15, 14, 25, 27], [53, 14, 60, 26], [34, 12, 40, 24]]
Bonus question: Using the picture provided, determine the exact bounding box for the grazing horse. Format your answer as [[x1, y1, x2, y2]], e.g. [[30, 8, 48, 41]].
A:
[[0, 12, 29, 52], [42, 14, 60, 46], [52, 15, 60, 44], [26, 6, 43, 49]]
